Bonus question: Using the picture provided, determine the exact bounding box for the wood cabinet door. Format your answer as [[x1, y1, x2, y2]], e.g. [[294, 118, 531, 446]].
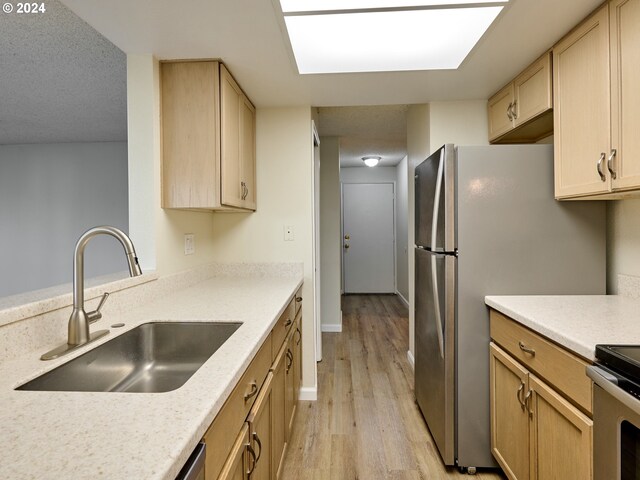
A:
[[610, 0, 640, 191], [513, 53, 552, 127], [271, 343, 287, 480], [529, 375, 593, 480], [284, 331, 296, 440], [490, 343, 531, 480], [217, 424, 249, 480], [292, 312, 302, 406], [220, 64, 244, 208], [488, 83, 515, 141], [161, 61, 220, 209], [240, 95, 256, 210], [248, 372, 273, 480], [553, 5, 611, 198]]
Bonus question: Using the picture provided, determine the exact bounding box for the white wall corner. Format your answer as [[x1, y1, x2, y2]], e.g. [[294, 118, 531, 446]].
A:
[[321, 324, 343, 333], [299, 386, 318, 401], [407, 350, 415, 370]]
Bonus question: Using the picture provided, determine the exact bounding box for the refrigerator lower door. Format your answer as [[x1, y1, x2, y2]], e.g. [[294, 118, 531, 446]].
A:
[[415, 247, 456, 465]]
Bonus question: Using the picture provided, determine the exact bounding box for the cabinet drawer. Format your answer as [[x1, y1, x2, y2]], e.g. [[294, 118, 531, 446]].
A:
[[271, 300, 295, 360], [203, 333, 272, 480], [490, 309, 592, 414]]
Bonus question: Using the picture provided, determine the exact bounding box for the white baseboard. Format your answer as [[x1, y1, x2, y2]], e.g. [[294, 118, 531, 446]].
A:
[[396, 291, 409, 308], [299, 386, 318, 401], [321, 324, 342, 333], [407, 350, 415, 370]]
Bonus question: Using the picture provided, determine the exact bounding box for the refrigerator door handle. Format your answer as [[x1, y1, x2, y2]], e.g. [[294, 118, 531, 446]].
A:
[[430, 148, 445, 249], [431, 255, 445, 359]]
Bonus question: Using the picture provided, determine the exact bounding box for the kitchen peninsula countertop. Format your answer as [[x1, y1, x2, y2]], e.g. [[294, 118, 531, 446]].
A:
[[0, 269, 303, 480], [485, 295, 640, 361]]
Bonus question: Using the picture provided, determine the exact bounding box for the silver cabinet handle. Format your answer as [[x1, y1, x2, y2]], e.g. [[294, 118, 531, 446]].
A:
[[518, 341, 536, 356], [246, 443, 257, 477], [286, 349, 293, 373], [296, 296, 303, 303], [511, 100, 518, 120], [506, 102, 513, 121], [252, 431, 262, 463], [517, 381, 525, 410], [295, 327, 301, 345], [285, 318, 292, 328], [244, 381, 258, 402], [597, 152, 606, 182], [608, 149, 617, 179], [524, 389, 533, 418]]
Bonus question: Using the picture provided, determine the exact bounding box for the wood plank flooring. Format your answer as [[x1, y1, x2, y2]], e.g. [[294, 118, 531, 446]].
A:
[[281, 294, 506, 480]]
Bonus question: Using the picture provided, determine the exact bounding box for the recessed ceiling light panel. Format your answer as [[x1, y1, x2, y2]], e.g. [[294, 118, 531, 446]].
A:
[[280, 0, 506, 13], [284, 7, 503, 74]]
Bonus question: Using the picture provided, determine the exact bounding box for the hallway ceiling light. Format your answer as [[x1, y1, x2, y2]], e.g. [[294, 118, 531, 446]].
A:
[[279, 1, 507, 74], [363, 156, 381, 167]]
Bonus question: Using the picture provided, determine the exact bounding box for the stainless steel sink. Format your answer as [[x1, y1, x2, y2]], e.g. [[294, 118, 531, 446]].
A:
[[17, 322, 242, 393]]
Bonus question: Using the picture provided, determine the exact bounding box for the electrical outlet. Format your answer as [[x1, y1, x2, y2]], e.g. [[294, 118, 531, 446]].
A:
[[284, 225, 294, 241], [184, 234, 195, 255]]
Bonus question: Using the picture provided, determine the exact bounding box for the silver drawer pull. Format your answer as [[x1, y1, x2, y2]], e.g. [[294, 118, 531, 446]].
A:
[[518, 341, 536, 356], [244, 381, 258, 402]]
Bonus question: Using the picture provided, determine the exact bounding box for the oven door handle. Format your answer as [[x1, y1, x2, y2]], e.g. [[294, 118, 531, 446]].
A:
[[587, 365, 640, 414]]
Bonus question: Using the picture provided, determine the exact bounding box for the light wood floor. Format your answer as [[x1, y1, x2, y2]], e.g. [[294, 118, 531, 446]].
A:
[[281, 294, 506, 480]]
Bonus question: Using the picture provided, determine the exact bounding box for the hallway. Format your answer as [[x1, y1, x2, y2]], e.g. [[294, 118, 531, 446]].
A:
[[281, 294, 505, 479]]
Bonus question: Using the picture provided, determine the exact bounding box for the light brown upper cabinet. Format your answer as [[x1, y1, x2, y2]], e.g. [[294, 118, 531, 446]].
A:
[[554, 0, 640, 199], [161, 61, 257, 211], [488, 52, 553, 144]]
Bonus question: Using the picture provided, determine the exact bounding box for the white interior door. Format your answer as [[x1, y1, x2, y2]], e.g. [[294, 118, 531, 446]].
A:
[[342, 182, 396, 293]]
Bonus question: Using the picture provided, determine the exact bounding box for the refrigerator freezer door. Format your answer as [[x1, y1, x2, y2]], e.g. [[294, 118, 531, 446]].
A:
[[415, 247, 456, 465], [415, 145, 456, 252]]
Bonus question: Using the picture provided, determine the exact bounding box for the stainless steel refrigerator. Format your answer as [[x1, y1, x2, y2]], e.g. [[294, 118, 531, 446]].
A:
[[414, 144, 606, 471]]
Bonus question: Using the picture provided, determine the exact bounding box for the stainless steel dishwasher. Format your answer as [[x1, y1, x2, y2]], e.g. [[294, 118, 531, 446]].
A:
[[175, 442, 206, 480]]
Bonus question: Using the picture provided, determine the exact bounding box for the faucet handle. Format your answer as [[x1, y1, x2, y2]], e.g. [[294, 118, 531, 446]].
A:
[[87, 292, 110, 324]]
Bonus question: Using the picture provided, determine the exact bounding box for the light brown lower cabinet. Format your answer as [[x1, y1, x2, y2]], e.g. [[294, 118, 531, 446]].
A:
[[202, 294, 302, 480], [218, 424, 251, 480], [490, 343, 593, 480], [248, 372, 274, 480]]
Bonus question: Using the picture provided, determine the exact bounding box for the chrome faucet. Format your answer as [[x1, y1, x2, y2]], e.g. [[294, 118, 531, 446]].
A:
[[41, 226, 142, 360]]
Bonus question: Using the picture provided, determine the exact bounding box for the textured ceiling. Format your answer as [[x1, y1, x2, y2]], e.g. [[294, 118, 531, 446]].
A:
[[317, 106, 408, 168], [0, 0, 126, 144]]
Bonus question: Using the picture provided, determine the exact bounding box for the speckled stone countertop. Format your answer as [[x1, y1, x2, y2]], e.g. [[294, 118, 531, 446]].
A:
[[0, 272, 303, 480], [485, 295, 640, 361]]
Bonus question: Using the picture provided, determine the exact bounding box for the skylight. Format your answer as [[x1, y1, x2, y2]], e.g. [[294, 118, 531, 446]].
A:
[[279, 1, 507, 74]]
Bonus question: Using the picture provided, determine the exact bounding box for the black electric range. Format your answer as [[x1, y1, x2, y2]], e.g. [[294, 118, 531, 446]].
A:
[[595, 345, 640, 400]]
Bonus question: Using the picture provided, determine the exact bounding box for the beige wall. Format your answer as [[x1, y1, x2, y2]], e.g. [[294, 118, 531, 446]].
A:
[[319, 137, 342, 330], [210, 107, 317, 392], [429, 100, 489, 152], [396, 156, 409, 303], [608, 199, 640, 293], [407, 104, 430, 360], [127, 55, 218, 275]]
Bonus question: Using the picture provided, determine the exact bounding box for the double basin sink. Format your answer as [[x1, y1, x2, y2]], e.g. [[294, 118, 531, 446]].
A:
[[17, 322, 242, 393]]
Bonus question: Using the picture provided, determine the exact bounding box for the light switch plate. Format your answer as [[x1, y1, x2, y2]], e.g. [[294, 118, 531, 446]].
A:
[[184, 234, 195, 255]]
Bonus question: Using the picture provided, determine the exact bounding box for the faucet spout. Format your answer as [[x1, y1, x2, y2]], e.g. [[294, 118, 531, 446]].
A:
[[69, 226, 142, 345]]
